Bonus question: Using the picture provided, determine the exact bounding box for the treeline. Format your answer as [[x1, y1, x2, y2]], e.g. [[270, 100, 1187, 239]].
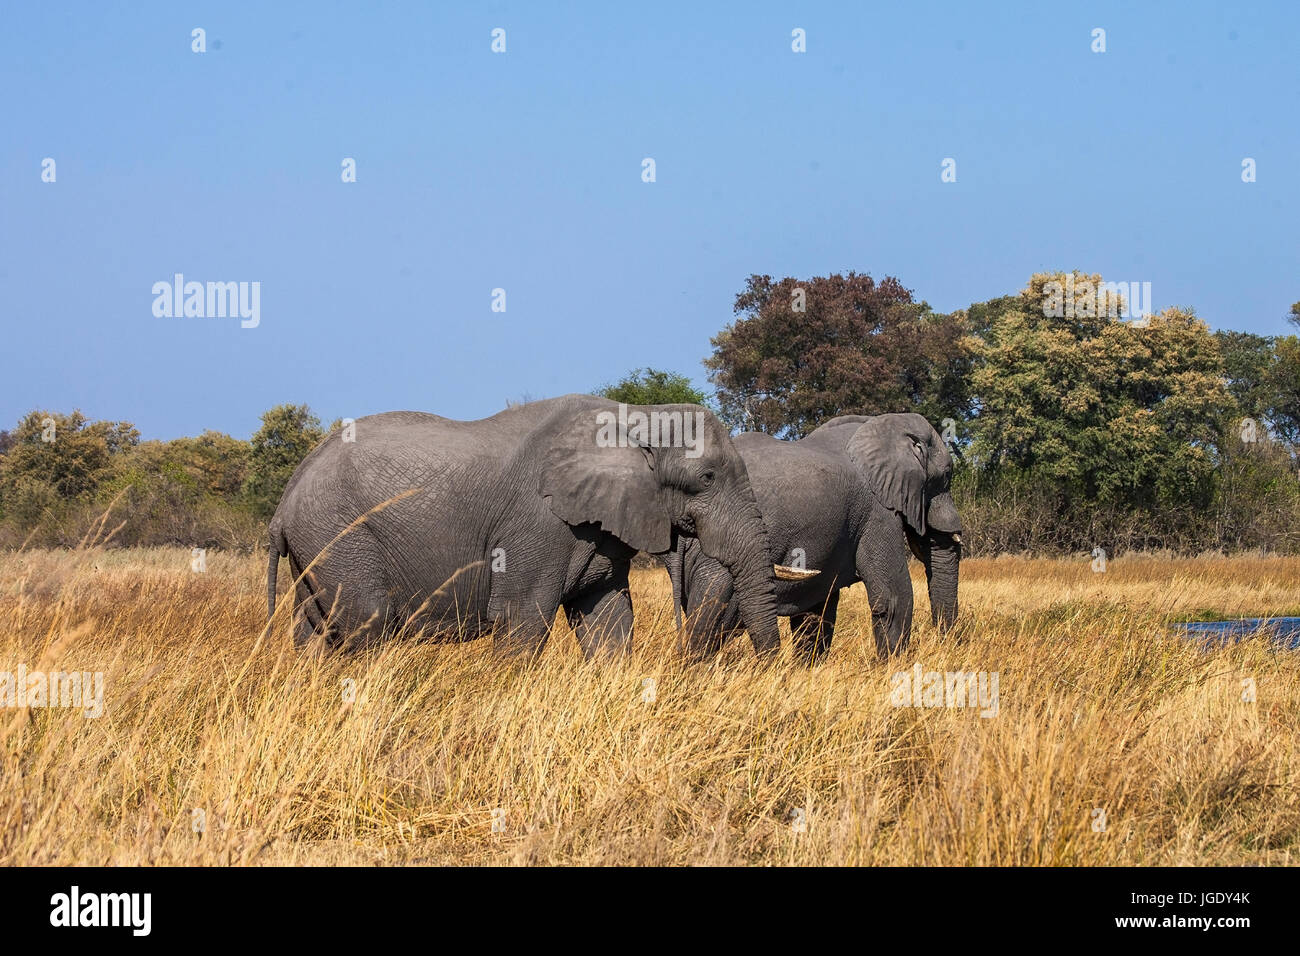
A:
[[3, 269, 1298, 556], [706, 271, 1300, 555], [0, 405, 327, 550]]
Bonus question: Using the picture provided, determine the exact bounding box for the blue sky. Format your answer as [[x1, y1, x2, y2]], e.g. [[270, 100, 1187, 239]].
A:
[[2, 1, 1296, 439]]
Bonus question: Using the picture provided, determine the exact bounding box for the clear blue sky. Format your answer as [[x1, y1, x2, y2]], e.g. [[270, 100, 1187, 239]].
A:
[[2, 1, 1296, 439]]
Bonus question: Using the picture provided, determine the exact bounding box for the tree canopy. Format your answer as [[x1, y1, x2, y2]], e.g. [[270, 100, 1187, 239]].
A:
[[596, 368, 710, 407], [242, 404, 325, 519], [705, 272, 971, 438]]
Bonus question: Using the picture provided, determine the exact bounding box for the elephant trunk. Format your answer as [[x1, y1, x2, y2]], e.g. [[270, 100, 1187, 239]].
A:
[[697, 476, 782, 656], [926, 533, 961, 630], [728, 544, 782, 656]]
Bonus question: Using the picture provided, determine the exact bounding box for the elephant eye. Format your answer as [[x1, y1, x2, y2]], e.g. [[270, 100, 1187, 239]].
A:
[[700, 470, 715, 486]]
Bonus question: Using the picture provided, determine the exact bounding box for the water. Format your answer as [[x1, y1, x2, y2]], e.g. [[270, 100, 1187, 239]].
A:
[[1175, 617, 1300, 651]]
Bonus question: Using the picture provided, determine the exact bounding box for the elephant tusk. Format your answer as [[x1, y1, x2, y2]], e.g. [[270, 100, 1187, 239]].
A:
[[951, 533, 962, 545], [774, 564, 820, 581]]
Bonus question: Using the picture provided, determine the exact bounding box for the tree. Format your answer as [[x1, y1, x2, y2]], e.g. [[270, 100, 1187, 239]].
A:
[[242, 405, 325, 518], [1215, 329, 1300, 449], [1265, 333, 1300, 447], [125, 431, 251, 500], [705, 273, 971, 438], [965, 272, 1232, 549], [1215, 330, 1275, 423], [595, 368, 710, 407], [0, 410, 138, 528], [0, 411, 124, 500]]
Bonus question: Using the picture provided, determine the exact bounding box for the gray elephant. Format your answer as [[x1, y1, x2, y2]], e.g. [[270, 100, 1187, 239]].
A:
[[664, 412, 962, 661], [266, 394, 790, 658]]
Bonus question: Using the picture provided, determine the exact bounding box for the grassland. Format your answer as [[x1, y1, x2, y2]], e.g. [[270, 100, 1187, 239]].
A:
[[1, 547, 1297, 865]]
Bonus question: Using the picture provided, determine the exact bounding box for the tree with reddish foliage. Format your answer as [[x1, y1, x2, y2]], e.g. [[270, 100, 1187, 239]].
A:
[[704, 273, 972, 438]]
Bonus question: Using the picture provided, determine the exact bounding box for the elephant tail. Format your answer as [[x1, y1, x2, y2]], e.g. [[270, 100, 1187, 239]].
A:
[[266, 522, 286, 620]]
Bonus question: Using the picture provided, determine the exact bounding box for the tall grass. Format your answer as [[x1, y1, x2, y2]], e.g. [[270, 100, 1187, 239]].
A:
[[1, 547, 1296, 865]]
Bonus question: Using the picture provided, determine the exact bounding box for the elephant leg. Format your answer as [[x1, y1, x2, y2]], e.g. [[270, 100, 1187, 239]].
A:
[[690, 604, 745, 659], [288, 582, 389, 649], [281, 522, 415, 651], [288, 554, 321, 647], [489, 578, 564, 659], [333, 583, 395, 649], [790, 589, 839, 664], [491, 617, 553, 658], [292, 609, 317, 647], [857, 509, 914, 659], [564, 586, 634, 659], [310, 538, 399, 649], [682, 555, 739, 659]]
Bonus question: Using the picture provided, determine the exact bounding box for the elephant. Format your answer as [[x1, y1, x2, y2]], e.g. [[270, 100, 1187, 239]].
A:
[[663, 412, 962, 661], [266, 394, 794, 658]]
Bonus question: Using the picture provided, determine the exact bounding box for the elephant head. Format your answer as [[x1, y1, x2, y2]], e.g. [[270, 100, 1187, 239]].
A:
[[846, 413, 962, 629], [541, 401, 783, 654]]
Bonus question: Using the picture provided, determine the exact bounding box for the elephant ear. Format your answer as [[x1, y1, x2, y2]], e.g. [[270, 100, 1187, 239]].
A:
[[540, 410, 672, 555], [846, 414, 930, 534]]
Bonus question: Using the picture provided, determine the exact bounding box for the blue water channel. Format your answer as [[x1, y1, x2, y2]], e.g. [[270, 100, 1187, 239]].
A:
[[1175, 618, 1300, 650]]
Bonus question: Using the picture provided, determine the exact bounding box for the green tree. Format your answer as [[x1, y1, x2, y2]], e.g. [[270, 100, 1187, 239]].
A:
[[1215, 330, 1275, 422], [166, 431, 250, 499], [0, 411, 127, 501], [1215, 327, 1300, 450], [966, 272, 1232, 549], [596, 368, 710, 407], [242, 404, 325, 518], [1265, 333, 1300, 447], [0, 410, 138, 529]]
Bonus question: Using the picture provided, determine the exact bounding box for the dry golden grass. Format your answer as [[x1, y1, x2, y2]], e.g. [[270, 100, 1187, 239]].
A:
[[1, 547, 1297, 865]]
